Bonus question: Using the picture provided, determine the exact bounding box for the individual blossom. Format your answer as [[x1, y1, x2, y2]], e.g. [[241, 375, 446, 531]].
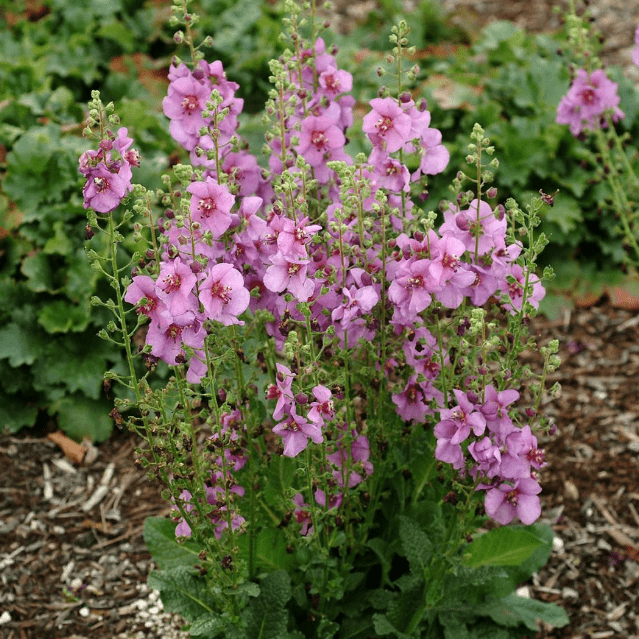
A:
[[145, 310, 205, 366], [633, 24, 639, 68], [307, 385, 335, 426], [268, 363, 296, 421], [434, 388, 486, 447], [162, 66, 210, 150], [198, 262, 250, 325], [392, 376, 442, 423], [187, 177, 235, 238], [481, 385, 520, 439], [499, 425, 546, 480], [82, 163, 130, 213], [292, 493, 313, 536], [327, 428, 374, 489], [296, 108, 346, 168], [263, 253, 315, 302], [500, 263, 545, 314], [124, 275, 169, 324], [173, 489, 195, 538], [362, 97, 412, 153], [483, 478, 542, 525], [156, 257, 198, 316], [272, 407, 323, 458]]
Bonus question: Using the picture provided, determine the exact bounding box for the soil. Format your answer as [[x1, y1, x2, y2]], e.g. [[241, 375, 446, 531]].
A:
[[2, 2, 639, 639]]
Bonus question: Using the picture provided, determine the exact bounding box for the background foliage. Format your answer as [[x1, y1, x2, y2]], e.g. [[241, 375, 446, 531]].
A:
[[1, 0, 638, 439]]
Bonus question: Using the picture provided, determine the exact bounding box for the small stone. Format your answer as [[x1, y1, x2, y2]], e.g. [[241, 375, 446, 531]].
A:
[[564, 479, 579, 501]]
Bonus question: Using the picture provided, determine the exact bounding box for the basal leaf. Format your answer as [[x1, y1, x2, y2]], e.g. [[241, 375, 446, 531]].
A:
[[148, 566, 216, 623], [38, 299, 90, 333], [476, 593, 569, 631], [54, 394, 113, 442], [0, 321, 43, 366], [463, 527, 545, 569]]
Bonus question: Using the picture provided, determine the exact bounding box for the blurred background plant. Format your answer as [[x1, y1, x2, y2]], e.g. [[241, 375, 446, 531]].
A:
[[2, 0, 638, 440]]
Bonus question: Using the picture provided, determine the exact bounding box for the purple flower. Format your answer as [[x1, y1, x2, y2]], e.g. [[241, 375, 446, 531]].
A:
[[187, 177, 235, 238], [297, 112, 346, 167], [556, 68, 624, 136], [307, 385, 335, 425], [156, 257, 198, 316], [273, 407, 323, 458], [198, 263, 250, 325], [633, 24, 639, 68], [82, 163, 129, 213], [484, 478, 542, 525], [263, 253, 315, 302], [292, 493, 313, 536], [362, 97, 412, 153]]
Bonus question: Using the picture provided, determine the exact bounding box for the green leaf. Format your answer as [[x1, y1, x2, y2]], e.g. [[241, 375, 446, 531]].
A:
[[544, 194, 582, 236], [21, 253, 54, 293], [0, 322, 43, 366], [372, 613, 412, 639], [477, 593, 569, 632], [54, 394, 113, 442], [399, 516, 433, 573], [43, 221, 73, 255], [33, 335, 108, 399], [0, 394, 38, 434], [38, 299, 90, 333], [189, 612, 227, 638], [236, 526, 295, 573], [244, 571, 291, 639], [144, 517, 203, 570], [463, 526, 545, 568], [148, 566, 216, 623]]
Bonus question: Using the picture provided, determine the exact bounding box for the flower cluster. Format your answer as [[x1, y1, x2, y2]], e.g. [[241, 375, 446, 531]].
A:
[[556, 68, 624, 136], [434, 386, 546, 525], [79, 127, 139, 213], [84, 22, 552, 538]]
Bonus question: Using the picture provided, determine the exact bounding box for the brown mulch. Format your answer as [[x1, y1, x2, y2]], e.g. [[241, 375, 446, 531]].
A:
[[1, 298, 638, 639]]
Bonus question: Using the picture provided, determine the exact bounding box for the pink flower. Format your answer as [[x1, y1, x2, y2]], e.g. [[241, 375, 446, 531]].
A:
[[187, 177, 235, 238], [198, 263, 250, 325], [263, 253, 315, 302], [307, 385, 334, 425], [273, 407, 323, 458], [156, 257, 198, 316], [82, 163, 129, 213], [297, 112, 346, 167], [556, 68, 624, 136], [484, 478, 542, 525], [362, 97, 412, 153]]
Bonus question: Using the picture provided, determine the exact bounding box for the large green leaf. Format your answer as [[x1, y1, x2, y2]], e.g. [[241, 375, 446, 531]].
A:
[[476, 593, 569, 632], [244, 571, 291, 639], [399, 516, 433, 573], [148, 566, 216, 623], [54, 394, 113, 442], [463, 526, 545, 569], [0, 322, 44, 366]]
